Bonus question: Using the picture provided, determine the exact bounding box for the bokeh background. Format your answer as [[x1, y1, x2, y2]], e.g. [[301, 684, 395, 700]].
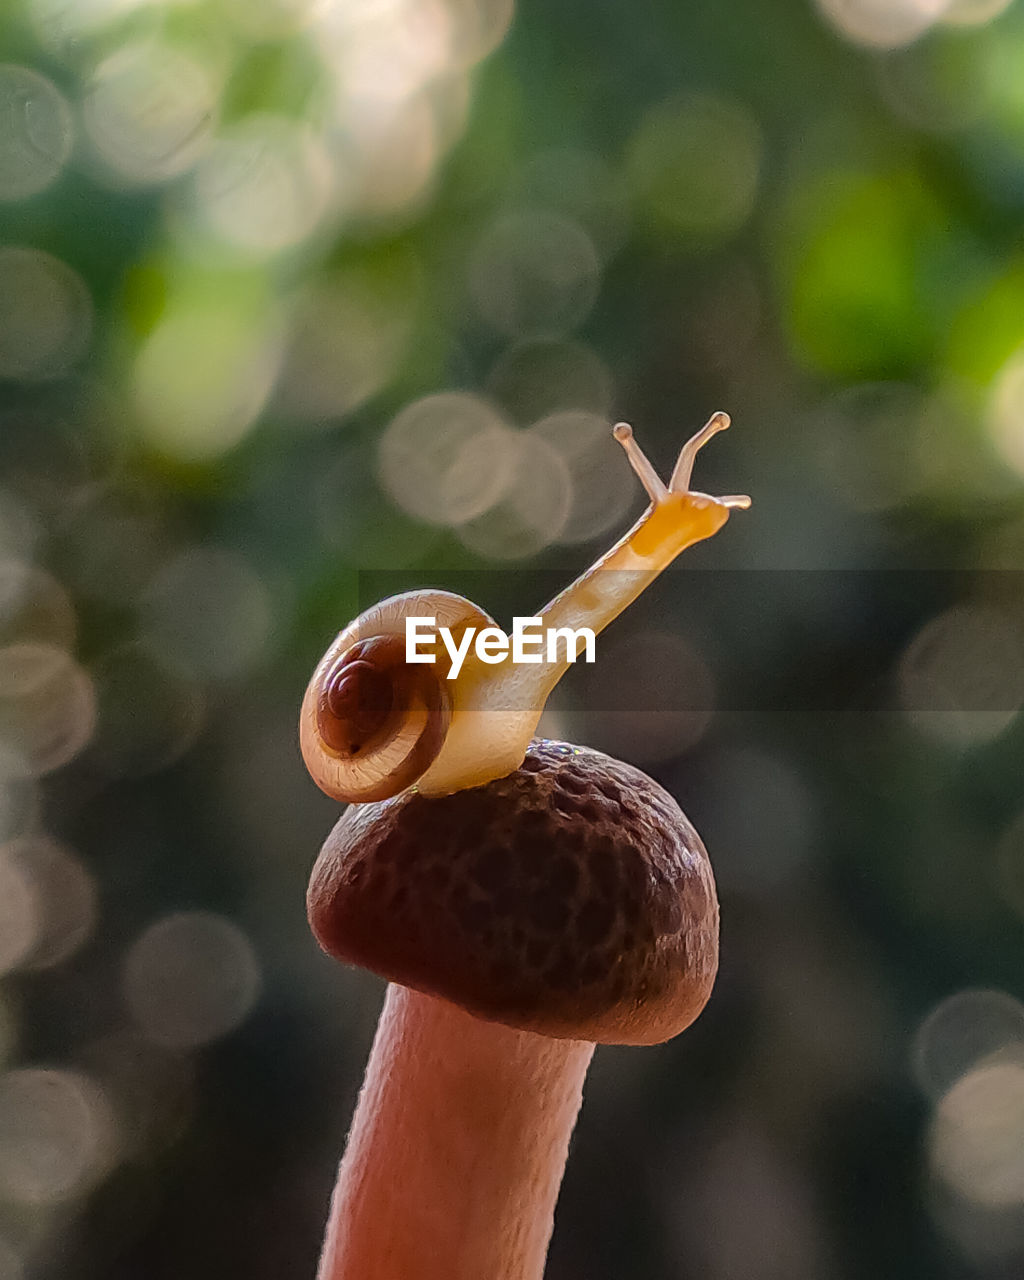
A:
[[3, 0, 1024, 1276]]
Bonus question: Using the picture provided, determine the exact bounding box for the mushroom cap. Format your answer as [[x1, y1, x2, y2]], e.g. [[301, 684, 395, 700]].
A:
[[307, 739, 719, 1045]]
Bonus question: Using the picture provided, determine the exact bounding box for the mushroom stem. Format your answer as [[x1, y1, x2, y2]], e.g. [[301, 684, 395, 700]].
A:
[[318, 984, 594, 1280]]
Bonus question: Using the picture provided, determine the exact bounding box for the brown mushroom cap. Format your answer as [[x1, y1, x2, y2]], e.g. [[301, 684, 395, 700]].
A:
[[307, 739, 719, 1046]]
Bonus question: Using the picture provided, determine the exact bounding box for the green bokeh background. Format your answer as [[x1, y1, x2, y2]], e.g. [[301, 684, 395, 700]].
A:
[[3, 0, 1024, 1276]]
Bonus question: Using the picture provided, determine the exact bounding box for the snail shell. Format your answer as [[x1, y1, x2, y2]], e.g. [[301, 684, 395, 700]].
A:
[[300, 590, 495, 804]]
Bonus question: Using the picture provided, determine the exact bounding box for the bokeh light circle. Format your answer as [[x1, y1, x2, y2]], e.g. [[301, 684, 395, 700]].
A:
[[0, 849, 36, 976], [29, 0, 152, 52], [0, 769, 39, 845], [931, 1061, 1024, 1206], [897, 605, 1024, 746], [0, 248, 93, 381], [0, 562, 76, 650], [814, 0, 949, 49], [628, 91, 761, 243], [123, 911, 262, 1049], [528, 411, 634, 544], [0, 1067, 116, 1205], [0, 836, 97, 971], [442, 0, 516, 68], [320, 0, 452, 112], [914, 989, 1024, 1101], [134, 298, 283, 461], [0, 65, 73, 201], [456, 431, 573, 560], [194, 116, 334, 256], [486, 338, 614, 423], [378, 391, 518, 525], [141, 547, 272, 681], [468, 211, 600, 337], [276, 269, 416, 424], [0, 644, 96, 778], [84, 42, 218, 185], [347, 92, 445, 217], [989, 346, 1024, 479]]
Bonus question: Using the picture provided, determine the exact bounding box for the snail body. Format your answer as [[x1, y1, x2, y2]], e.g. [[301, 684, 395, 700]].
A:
[[300, 415, 750, 804]]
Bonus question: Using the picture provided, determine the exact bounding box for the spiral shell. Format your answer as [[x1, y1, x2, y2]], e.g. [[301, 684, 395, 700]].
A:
[[300, 591, 495, 804]]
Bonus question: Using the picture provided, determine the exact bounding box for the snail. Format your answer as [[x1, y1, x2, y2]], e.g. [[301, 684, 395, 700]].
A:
[[302, 415, 750, 1280], [300, 412, 750, 805]]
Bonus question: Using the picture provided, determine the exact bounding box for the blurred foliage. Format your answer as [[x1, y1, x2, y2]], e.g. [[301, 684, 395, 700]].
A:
[[2, 0, 1024, 1278]]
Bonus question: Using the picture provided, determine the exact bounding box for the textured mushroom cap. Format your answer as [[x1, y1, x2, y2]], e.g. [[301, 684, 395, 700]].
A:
[[307, 739, 719, 1045]]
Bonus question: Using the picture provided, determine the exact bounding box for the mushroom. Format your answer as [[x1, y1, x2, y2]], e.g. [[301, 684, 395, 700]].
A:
[[308, 739, 718, 1280]]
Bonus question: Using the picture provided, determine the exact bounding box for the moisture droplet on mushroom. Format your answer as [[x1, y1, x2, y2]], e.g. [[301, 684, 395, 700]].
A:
[[301, 414, 751, 1280]]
